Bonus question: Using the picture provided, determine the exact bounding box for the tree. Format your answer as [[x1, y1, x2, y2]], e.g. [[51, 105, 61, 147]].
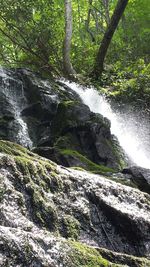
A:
[[85, 0, 96, 43], [0, 0, 61, 75], [91, 0, 129, 80], [63, 0, 76, 78], [0, 0, 149, 80], [102, 0, 110, 26]]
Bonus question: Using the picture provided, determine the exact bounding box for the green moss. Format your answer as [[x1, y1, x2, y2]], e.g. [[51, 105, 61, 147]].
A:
[[0, 140, 30, 156], [31, 190, 58, 230], [0, 140, 60, 184], [15, 156, 49, 189], [0, 140, 55, 167], [63, 100, 78, 107], [60, 149, 115, 174], [0, 140, 60, 231], [69, 241, 109, 267], [68, 241, 150, 267], [13, 159, 59, 230], [61, 215, 80, 240], [97, 247, 150, 267]]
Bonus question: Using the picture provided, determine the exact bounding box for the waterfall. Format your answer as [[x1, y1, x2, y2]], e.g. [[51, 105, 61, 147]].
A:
[[63, 80, 150, 169], [0, 68, 33, 148]]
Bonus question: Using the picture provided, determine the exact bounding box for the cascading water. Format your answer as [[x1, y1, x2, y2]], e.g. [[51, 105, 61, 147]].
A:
[[0, 68, 32, 148], [63, 80, 150, 169]]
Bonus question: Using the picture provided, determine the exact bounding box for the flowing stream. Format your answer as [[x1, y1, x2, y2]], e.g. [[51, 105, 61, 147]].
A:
[[63, 80, 150, 169], [0, 68, 33, 148]]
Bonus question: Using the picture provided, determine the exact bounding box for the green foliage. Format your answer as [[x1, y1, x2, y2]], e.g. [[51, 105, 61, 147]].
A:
[[0, 0, 149, 88], [99, 60, 150, 108], [0, 0, 63, 73], [106, 0, 150, 70]]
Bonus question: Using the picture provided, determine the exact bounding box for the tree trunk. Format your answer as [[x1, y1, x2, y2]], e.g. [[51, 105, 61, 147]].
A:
[[63, 0, 76, 78], [102, 0, 110, 26], [91, 0, 128, 80], [85, 0, 96, 42]]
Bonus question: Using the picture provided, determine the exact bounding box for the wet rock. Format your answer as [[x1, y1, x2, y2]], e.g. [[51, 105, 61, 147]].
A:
[[21, 102, 57, 121], [50, 101, 124, 170], [0, 140, 150, 267], [32, 146, 58, 162], [122, 166, 150, 194], [0, 67, 125, 171]]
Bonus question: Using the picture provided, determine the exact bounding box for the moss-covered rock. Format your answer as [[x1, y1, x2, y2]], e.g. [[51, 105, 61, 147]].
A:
[[69, 241, 109, 267], [60, 215, 80, 240], [1, 140, 150, 266], [68, 241, 150, 267], [59, 149, 115, 174], [0, 140, 60, 231], [0, 68, 127, 175]]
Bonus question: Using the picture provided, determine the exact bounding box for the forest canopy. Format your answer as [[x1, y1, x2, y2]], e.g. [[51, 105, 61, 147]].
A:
[[0, 0, 149, 84]]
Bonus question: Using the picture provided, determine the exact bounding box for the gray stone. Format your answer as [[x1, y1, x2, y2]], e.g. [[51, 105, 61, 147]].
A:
[[0, 141, 150, 266], [122, 166, 150, 194]]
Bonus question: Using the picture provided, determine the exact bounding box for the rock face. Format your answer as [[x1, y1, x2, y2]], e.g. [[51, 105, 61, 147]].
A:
[[0, 140, 150, 267], [1, 68, 150, 266], [122, 166, 150, 194], [0, 67, 125, 171]]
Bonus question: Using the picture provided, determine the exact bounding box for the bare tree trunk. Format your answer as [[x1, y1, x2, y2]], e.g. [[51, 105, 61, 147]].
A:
[[91, 0, 128, 80], [63, 0, 76, 78]]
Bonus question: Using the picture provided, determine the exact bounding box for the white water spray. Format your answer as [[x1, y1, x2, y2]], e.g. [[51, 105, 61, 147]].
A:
[[0, 68, 33, 148], [63, 80, 150, 169]]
